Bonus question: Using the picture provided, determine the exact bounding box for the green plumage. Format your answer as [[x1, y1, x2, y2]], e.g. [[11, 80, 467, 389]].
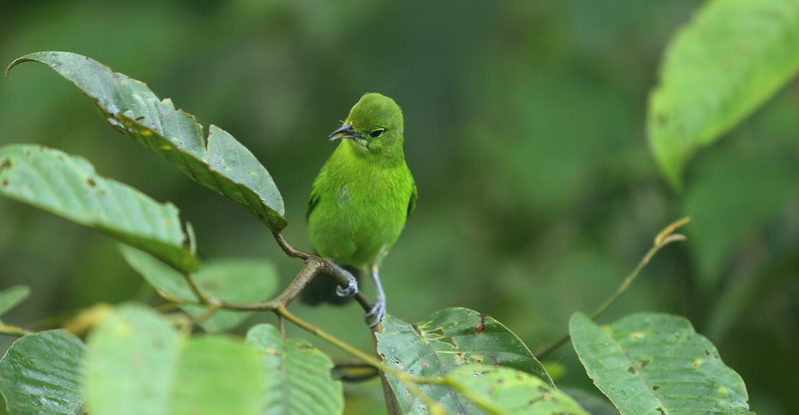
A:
[[304, 93, 416, 322]]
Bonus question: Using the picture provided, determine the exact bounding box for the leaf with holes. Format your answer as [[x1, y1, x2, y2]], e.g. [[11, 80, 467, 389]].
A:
[[0, 285, 30, 317], [570, 312, 752, 415], [0, 330, 85, 415], [376, 308, 552, 414], [245, 324, 343, 415], [83, 304, 264, 415], [647, 0, 799, 189], [0, 144, 198, 272], [7, 51, 286, 231], [119, 245, 277, 332], [446, 364, 588, 415]]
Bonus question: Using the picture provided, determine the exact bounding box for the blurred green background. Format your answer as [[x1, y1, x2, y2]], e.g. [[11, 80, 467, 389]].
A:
[[1, 1, 797, 414]]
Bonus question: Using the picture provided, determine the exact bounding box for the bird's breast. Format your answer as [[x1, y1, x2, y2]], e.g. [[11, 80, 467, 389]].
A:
[[309, 163, 410, 266]]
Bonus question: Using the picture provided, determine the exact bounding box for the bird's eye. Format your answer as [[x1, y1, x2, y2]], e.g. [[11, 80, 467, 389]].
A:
[[370, 129, 386, 138]]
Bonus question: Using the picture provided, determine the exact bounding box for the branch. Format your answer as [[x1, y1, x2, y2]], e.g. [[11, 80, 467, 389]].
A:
[[160, 230, 509, 414], [182, 271, 214, 305], [534, 217, 691, 359], [175, 231, 373, 316], [0, 323, 33, 337], [277, 306, 446, 414], [271, 231, 373, 311], [333, 359, 380, 382], [273, 232, 311, 260]]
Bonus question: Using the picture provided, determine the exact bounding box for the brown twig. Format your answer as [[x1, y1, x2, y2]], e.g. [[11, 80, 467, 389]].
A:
[[156, 232, 460, 414], [273, 231, 311, 260], [178, 232, 373, 314], [533, 217, 691, 359]]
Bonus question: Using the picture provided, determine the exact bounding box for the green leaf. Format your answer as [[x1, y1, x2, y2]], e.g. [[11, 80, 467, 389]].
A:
[[170, 336, 264, 415], [376, 308, 552, 414], [83, 304, 264, 415], [647, 0, 799, 188], [0, 330, 85, 415], [7, 51, 286, 231], [445, 364, 588, 415], [245, 324, 343, 415], [570, 312, 751, 415], [0, 285, 30, 317], [119, 245, 277, 332], [83, 304, 182, 415], [0, 144, 198, 272]]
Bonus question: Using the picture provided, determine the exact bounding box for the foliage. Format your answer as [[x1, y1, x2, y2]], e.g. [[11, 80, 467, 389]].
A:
[[83, 304, 263, 415], [0, 286, 29, 317], [648, 0, 799, 189], [570, 313, 750, 415], [0, 330, 84, 415], [119, 245, 278, 332], [376, 309, 552, 413], [0, 0, 797, 412], [0, 144, 198, 271], [245, 324, 344, 415]]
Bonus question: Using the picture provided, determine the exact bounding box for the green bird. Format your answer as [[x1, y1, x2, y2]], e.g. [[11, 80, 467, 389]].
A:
[[303, 92, 417, 327]]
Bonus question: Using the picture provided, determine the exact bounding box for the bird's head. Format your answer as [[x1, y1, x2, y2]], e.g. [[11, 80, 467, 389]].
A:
[[329, 92, 404, 158]]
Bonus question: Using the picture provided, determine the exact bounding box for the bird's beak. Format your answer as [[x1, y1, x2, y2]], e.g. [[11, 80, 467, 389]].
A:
[[329, 123, 363, 141]]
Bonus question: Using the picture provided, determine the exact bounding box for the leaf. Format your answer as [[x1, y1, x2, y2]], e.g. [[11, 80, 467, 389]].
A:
[[570, 312, 751, 415], [0, 330, 85, 415], [119, 245, 277, 332], [0, 285, 30, 317], [647, 0, 799, 188], [7, 51, 287, 231], [83, 304, 264, 415], [0, 144, 198, 272], [245, 324, 343, 415], [170, 336, 264, 415], [445, 364, 588, 415], [376, 308, 552, 414]]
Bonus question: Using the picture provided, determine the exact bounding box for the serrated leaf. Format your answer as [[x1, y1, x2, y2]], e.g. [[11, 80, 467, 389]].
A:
[[83, 304, 263, 415], [0, 285, 30, 317], [647, 0, 799, 188], [376, 308, 552, 414], [0, 330, 85, 415], [7, 51, 286, 231], [0, 144, 197, 272], [245, 324, 343, 415], [119, 245, 277, 332], [570, 312, 751, 415], [446, 364, 588, 415]]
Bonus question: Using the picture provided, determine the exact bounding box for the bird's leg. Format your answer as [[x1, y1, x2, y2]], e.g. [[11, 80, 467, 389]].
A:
[[365, 264, 386, 327], [330, 261, 358, 298]]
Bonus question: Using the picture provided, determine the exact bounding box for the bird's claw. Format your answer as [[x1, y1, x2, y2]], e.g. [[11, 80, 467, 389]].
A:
[[331, 262, 358, 298], [335, 277, 358, 298], [366, 295, 386, 328]]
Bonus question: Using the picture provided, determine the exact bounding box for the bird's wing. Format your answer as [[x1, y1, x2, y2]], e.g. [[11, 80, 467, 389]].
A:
[[306, 187, 319, 222], [306, 169, 324, 222], [407, 176, 418, 217]]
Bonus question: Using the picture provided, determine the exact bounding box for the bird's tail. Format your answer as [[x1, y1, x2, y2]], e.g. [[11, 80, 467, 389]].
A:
[[299, 264, 361, 306]]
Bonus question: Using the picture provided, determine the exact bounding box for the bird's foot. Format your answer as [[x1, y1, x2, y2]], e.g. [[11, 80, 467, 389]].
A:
[[365, 294, 386, 328], [331, 263, 358, 298], [335, 279, 358, 297]]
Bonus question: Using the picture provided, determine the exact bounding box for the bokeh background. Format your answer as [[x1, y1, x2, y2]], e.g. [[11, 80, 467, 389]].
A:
[[1, 1, 797, 414]]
